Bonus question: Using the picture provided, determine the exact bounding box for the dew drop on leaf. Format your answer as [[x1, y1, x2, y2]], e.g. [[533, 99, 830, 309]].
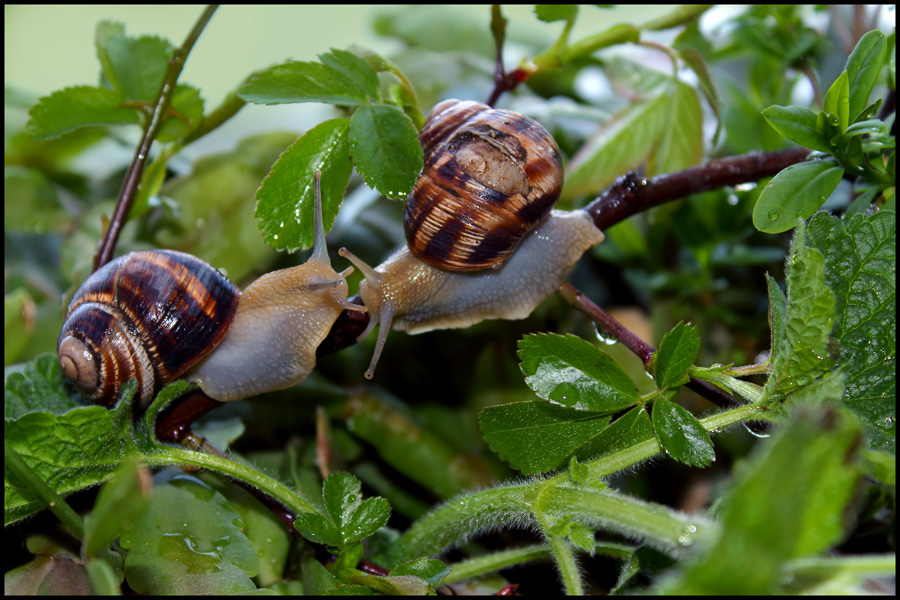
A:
[[768, 210, 780, 221]]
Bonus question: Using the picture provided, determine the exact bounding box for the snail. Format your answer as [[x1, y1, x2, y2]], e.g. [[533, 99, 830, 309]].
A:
[[339, 99, 605, 379], [57, 171, 367, 406]]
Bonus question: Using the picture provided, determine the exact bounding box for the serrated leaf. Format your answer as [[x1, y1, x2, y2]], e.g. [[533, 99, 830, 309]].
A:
[[348, 104, 423, 201], [238, 60, 370, 105], [806, 209, 896, 452], [119, 478, 258, 594], [563, 93, 669, 199], [654, 322, 700, 391], [479, 401, 610, 474], [295, 473, 391, 548], [255, 118, 352, 251], [761, 105, 830, 152], [5, 406, 124, 525], [5, 354, 85, 418], [293, 512, 342, 547], [575, 406, 653, 460], [767, 221, 837, 396], [648, 81, 704, 175], [25, 86, 140, 141], [518, 333, 639, 412], [103, 34, 174, 102], [845, 30, 887, 123], [319, 48, 381, 102], [670, 408, 864, 594], [753, 160, 844, 233], [652, 397, 714, 467]]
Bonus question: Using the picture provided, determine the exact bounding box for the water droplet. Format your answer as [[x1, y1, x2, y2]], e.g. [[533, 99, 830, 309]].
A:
[[743, 422, 770, 438], [768, 210, 780, 221], [727, 194, 739, 206], [195, 217, 206, 229], [593, 324, 618, 345], [273, 234, 278, 240]]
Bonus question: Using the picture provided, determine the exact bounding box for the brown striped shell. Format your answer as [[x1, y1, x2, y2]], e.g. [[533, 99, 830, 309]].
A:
[[404, 99, 563, 272], [57, 250, 240, 407]]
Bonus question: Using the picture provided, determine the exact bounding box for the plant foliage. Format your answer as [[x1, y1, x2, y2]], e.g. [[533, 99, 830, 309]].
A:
[[5, 5, 894, 595]]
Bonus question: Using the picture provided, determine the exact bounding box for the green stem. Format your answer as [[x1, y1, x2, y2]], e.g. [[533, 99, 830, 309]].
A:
[[143, 446, 317, 517], [5, 440, 85, 539], [442, 543, 550, 585], [541, 484, 715, 558], [542, 527, 583, 595], [396, 486, 530, 561], [784, 554, 896, 578]]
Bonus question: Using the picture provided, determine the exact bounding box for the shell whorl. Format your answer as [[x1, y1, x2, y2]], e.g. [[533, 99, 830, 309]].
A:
[[404, 99, 563, 272], [57, 250, 240, 406]]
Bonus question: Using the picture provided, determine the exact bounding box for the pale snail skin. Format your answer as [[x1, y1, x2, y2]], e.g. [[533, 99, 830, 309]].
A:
[[188, 171, 367, 401], [339, 99, 604, 379], [339, 210, 603, 379], [58, 171, 366, 406]]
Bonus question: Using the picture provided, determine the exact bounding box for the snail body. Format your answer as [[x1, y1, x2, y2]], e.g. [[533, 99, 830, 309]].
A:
[[340, 100, 604, 379], [58, 171, 365, 406]]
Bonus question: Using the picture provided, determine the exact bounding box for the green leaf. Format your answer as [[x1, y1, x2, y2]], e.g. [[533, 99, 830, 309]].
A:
[[348, 104, 423, 201], [654, 322, 700, 390], [319, 48, 381, 102], [254, 118, 352, 251], [669, 408, 863, 594], [765, 275, 787, 362], [823, 71, 850, 132], [678, 47, 722, 146], [651, 397, 714, 468], [83, 457, 150, 558], [4, 405, 125, 525], [575, 406, 654, 460], [806, 209, 896, 452], [155, 84, 204, 142], [844, 30, 888, 123], [108, 35, 173, 101], [648, 81, 704, 175], [534, 5, 578, 23], [119, 477, 258, 594], [238, 60, 371, 106], [761, 105, 830, 152], [753, 160, 844, 233], [5, 354, 84, 418], [479, 401, 610, 474], [25, 86, 140, 141], [390, 558, 451, 585], [766, 221, 837, 396], [563, 93, 669, 199], [518, 333, 640, 412], [294, 473, 391, 548]]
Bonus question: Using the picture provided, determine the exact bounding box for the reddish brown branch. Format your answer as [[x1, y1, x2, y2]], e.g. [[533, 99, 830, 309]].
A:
[[558, 283, 740, 410], [585, 148, 812, 230], [93, 5, 218, 271]]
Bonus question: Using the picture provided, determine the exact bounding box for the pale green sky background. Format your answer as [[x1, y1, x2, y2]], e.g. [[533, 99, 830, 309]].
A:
[[4, 5, 669, 158]]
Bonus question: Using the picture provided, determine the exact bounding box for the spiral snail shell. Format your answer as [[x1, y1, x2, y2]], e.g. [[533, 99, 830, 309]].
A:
[[339, 99, 604, 379], [404, 99, 563, 272], [58, 171, 366, 406], [57, 250, 240, 406]]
